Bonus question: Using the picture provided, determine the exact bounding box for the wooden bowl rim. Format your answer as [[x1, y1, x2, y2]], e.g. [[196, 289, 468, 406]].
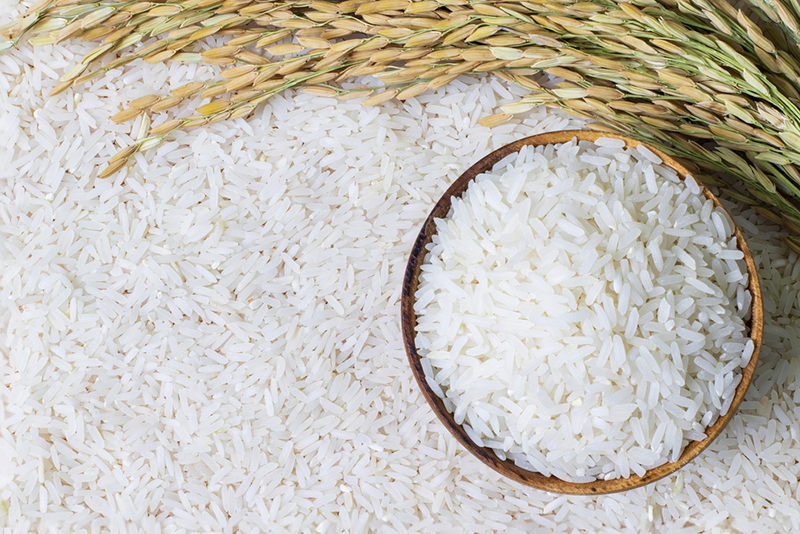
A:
[[400, 129, 764, 495]]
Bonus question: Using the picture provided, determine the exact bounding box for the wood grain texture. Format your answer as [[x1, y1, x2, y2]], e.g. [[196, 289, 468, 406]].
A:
[[400, 130, 764, 495]]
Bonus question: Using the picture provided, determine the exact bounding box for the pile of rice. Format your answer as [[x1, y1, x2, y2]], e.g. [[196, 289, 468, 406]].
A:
[[414, 140, 753, 482], [2, 5, 800, 531]]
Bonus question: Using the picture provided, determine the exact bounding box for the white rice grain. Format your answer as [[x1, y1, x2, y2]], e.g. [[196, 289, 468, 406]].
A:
[[415, 139, 752, 482]]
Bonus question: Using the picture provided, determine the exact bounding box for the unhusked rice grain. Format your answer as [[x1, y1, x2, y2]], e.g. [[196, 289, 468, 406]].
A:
[[414, 140, 751, 481]]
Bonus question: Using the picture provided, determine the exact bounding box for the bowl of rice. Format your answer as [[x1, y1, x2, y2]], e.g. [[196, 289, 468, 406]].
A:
[[401, 130, 763, 495]]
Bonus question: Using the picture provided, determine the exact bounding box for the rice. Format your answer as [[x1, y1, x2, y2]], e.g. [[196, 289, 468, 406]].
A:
[[414, 140, 752, 481], [1, 8, 800, 532]]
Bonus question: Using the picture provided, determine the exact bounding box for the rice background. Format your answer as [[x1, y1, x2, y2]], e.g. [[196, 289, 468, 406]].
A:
[[3, 2, 800, 532]]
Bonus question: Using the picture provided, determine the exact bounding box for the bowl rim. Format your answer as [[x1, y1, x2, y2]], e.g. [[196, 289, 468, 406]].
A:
[[400, 129, 764, 495]]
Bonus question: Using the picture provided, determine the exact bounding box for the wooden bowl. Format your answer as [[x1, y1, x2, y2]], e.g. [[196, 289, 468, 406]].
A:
[[400, 130, 764, 495]]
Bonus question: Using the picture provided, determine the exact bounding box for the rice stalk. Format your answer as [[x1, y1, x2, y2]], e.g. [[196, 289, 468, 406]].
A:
[[6, 0, 800, 229], [503, 89, 800, 217]]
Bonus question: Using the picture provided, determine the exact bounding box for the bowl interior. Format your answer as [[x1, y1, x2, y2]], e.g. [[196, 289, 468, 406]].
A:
[[400, 130, 764, 495]]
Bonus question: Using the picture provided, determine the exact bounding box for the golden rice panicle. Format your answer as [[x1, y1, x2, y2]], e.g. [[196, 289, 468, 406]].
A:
[[4, 0, 800, 222]]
